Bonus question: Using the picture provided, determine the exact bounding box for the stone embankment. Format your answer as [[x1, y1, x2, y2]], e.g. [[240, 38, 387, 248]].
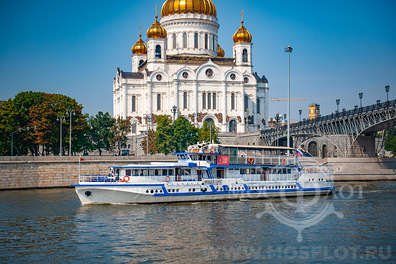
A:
[[0, 156, 176, 190], [0, 156, 395, 190]]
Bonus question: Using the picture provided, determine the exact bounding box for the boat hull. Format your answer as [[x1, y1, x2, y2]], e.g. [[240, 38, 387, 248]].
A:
[[75, 185, 333, 205]]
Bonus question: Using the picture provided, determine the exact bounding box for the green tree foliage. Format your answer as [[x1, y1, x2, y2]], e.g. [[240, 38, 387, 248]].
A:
[[154, 115, 174, 154], [198, 121, 219, 144], [87, 112, 115, 156], [110, 117, 131, 155], [384, 127, 396, 156], [0, 92, 87, 156], [172, 116, 198, 152]]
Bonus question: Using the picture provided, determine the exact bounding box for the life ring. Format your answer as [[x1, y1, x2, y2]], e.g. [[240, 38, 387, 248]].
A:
[[282, 158, 287, 165], [165, 176, 170, 182], [248, 157, 254, 165], [123, 176, 130, 182]]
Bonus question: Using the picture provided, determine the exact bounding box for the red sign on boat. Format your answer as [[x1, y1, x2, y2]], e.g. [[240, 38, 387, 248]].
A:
[[217, 156, 230, 165]]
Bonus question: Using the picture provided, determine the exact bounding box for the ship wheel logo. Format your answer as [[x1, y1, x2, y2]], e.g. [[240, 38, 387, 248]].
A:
[[256, 177, 344, 242]]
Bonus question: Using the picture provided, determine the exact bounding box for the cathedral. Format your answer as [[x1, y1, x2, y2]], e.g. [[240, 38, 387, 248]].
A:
[[113, 0, 269, 135]]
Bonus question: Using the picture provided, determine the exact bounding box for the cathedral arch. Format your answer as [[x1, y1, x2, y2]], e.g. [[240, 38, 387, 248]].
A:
[[176, 67, 195, 80], [242, 49, 248, 63], [196, 61, 221, 81], [229, 120, 237, 133], [149, 71, 169, 82]]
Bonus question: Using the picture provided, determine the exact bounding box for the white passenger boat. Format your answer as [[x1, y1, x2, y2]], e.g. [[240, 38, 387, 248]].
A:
[[74, 144, 334, 205]]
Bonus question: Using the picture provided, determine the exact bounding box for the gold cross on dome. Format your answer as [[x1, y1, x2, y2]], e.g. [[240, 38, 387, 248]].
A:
[[241, 11, 244, 23]]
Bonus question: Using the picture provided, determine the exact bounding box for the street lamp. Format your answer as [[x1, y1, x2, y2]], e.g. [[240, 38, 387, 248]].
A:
[[358, 92, 363, 108], [385, 85, 390, 102], [57, 116, 65, 156], [68, 110, 75, 156], [10, 127, 35, 156], [336, 99, 340, 113], [171, 105, 178, 122], [284, 45, 293, 154], [377, 100, 381, 105], [144, 114, 152, 156], [298, 109, 302, 122]]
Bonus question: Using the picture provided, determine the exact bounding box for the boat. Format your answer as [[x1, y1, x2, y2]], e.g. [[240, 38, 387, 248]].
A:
[[73, 144, 334, 205]]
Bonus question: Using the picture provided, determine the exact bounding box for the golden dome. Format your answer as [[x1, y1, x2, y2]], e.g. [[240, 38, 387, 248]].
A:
[[217, 44, 225, 57], [161, 0, 217, 18], [147, 14, 167, 39], [233, 12, 252, 43], [131, 32, 147, 55]]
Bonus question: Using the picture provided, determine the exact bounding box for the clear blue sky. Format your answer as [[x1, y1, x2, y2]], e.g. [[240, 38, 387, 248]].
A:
[[0, 0, 395, 122]]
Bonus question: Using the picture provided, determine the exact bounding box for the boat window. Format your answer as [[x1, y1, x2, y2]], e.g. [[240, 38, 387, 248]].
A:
[[162, 169, 168, 176], [184, 169, 191, 175], [168, 169, 174, 176], [149, 170, 155, 176], [126, 170, 131, 176], [155, 170, 159, 176], [240, 168, 246, 175], [143, 169, 148, 176], [250, 169, 256, 174]]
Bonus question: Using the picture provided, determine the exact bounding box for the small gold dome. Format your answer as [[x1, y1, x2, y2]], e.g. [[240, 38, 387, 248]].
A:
[[147, 14, 167, 39], [233, 12, 252, 43], [217, 44, 225, 57], [131, 33, 147, 55], [161, 0, 217, 18]]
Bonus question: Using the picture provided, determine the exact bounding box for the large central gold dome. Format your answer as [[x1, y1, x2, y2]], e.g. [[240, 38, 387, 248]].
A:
[[161, 0, 217, 18]]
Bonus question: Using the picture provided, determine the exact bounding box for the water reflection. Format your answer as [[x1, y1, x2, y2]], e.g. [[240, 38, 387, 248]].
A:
[[0, 183, 395, 263]]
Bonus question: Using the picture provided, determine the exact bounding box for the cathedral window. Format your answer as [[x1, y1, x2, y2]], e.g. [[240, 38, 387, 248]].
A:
[[194, 33, 198, 49], [183, 92, 188, 109], [155, 45, 162, 59], [257, 98, 261, 114], [139, 60, 144, 67], [205, 34, 208, 49], [205, 68, 214, 78], [208, 93, 211, 110], [212, 36, 215, 51], [242, 49, 248, 63], [202, 92, 206, 109], [173, 34, 176, 49], [131, 122, 137, 134], [213, 93, 216, 109], [230, 74, 236, 80], [132, 96, 136, 112], [244, 77, 249, 84], [231, 93, 235, 110], [183, 33, 187, 49], [157, 94, 161, 111]]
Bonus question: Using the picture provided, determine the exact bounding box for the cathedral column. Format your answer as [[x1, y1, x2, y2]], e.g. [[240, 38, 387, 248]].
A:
[[222, 82, 228, 132], [173, 80, 179, 119], [194, 81, 199, 127], [122, 85, 128, 119]]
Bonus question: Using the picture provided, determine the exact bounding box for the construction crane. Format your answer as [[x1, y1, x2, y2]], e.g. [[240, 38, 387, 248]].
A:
[[270, 98, 306, 102]]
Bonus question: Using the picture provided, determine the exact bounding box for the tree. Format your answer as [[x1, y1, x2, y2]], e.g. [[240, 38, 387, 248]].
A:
[[141, 129, 157, 155], [198, 121, 219, 144], [110, 117, 131, 155], [87, 112, 114, 156], [384, 127, 396, 156], [154, 115, 174, 154], [172, 116, 198, 152]]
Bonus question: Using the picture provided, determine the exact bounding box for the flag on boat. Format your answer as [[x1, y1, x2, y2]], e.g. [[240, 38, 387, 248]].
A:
[[296, 149, 303, 158], [217, 156, 230, 165]]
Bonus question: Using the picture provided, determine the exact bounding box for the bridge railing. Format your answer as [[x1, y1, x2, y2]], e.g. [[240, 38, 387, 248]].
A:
[[263, 99, 396, 134]]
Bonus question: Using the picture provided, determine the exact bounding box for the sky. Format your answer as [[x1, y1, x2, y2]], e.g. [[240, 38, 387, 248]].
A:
[[0, 0, 395, 122]]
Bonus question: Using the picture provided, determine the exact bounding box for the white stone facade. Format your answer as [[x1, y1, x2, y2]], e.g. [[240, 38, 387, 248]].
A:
[[113, 11, 269, 135]]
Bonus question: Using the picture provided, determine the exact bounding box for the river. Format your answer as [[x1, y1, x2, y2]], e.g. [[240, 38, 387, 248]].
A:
[[0, 182, 395, 263]]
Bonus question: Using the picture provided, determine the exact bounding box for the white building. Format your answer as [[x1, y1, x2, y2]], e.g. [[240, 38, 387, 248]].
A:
[[113, 0, 269, 134]]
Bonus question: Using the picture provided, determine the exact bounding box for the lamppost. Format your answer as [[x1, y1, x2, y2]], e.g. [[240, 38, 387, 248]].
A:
[[385, 85, 390, 102], [144, 114, 152, 156], [68, 110, 74, 156], [284, 45, 293, 154], [11, 127, 35, 156], [57, 116, 65, 156], [171, 105, 178, 122], [377, 100, 381, 105], [336, 99, 340, 113], [299, 109, 302, 122], [358, 92, 363, 108]]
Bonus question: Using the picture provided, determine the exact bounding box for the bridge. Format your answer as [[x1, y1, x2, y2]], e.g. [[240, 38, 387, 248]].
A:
[[260, 99, 396, 158]]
